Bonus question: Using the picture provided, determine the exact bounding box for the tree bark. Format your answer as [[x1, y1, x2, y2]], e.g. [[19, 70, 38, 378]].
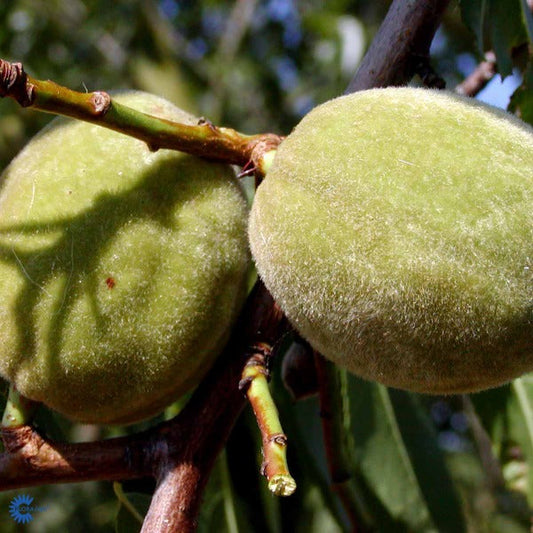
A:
[[346, 0, 451, 93]]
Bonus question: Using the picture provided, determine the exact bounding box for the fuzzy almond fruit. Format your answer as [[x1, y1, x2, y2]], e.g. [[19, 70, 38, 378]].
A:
[[0, 91, 250, 424], [249, 87, 533, 394]]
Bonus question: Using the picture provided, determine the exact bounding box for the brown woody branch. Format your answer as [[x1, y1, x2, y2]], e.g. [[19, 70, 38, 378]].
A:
[[0, 425, 152, 489], [346, 0, 451, 92], [455, 52, 497, 97], [315, 354, 373, 533], [141, 281, 289, 532]]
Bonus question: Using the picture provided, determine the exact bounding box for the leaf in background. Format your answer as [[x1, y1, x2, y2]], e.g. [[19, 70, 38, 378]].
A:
[[347, 377, 433, 531], [459, 0, 487, 55], [273, 392, 348, 531], [388, 389, 466, 532], [519, 0, 533, 42], [510, 377, 533, 504], [346, 375, 466, 533], [115, 492, 150, 533], [471, 374, 533, 505], [509, 63, 533, 125], [197, 450, 254, 533], [487, 0, 531, 76], [459, 0, 533, 76]]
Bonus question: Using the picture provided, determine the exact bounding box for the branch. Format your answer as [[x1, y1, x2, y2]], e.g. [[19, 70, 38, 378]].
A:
[[0, 59, 281, 175], [0, 425, 152, 489], [345, 0, 451, 92], [140, 280, 290, 532], [455, 52, 497, 97]]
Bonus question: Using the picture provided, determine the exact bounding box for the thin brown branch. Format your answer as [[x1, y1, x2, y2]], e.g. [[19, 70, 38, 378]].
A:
[[461, 395, 506, 491], [455, 52, 497, 97], [345, 0, 451, 93]]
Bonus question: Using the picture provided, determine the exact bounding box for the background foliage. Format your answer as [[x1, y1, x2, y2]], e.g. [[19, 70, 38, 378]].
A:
[[0, 0, 532, 531]]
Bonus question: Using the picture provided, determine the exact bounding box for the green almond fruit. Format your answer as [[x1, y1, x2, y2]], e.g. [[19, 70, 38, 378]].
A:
[[249, 87, 533, 394], [0, 91, 250, 424]]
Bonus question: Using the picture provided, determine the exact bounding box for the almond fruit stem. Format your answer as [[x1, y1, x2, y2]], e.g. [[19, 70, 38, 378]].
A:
[[1, 385, 38, 428], [240, 343, 296, 496], [0, 58, 281, 175]]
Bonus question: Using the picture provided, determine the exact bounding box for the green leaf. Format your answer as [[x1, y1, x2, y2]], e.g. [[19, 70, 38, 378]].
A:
[[487, 0, 530, 76], [346, 376, 466, 532], [115, 492, 150, 533], [197, 451, 255, 533], [509, 63, 533, 125], [346, 377, 432, 530], [520, 0, 533, 41], [471, 374, 533, 505], [388, 390, 466, 533], [459, 0, 533, 76], [510, 377, 533, 504], [459, 0, 487, 55]]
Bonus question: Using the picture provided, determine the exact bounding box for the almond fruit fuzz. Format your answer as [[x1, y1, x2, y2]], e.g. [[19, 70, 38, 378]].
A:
[[0, 92, 250, 424], [249, 88, 533, 394]]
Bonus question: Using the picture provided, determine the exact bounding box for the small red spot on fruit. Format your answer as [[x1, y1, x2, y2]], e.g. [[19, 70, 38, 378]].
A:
[[106, 277, 116, 289]]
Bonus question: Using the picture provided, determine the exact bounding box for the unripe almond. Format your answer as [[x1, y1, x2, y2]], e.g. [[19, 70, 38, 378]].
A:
[[0, 91, 250, 424], [249, 87, 533, 394]]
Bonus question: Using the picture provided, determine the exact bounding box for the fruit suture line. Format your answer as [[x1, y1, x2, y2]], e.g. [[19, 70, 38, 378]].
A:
[[0, 59, 282, 177]]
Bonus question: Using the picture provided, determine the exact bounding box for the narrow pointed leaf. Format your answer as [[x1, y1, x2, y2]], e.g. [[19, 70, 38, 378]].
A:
[[347, 376, 466, 532]]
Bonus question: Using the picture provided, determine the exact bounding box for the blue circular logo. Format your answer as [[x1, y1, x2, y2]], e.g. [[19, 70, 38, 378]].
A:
[[9, 494, 34, 524]]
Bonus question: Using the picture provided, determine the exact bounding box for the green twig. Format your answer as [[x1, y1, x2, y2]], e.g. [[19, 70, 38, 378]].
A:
[[0, 58, 281, 177], [113, 482, 145, 525], [240, 342, 296, 496], [1, 385, 38, 428]]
